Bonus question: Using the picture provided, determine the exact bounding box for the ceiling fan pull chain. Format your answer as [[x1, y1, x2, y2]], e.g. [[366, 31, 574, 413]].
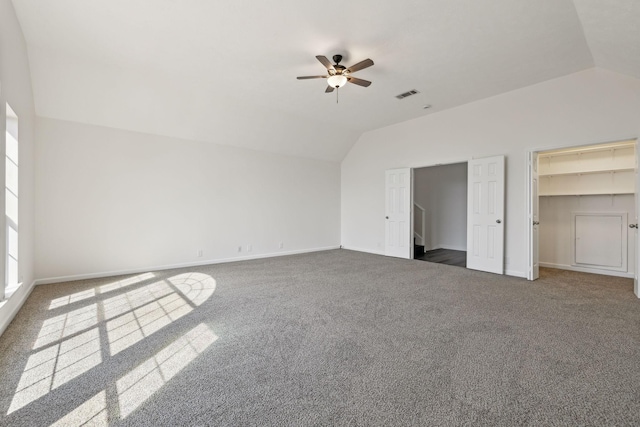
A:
[[337, 87, 339, 104]]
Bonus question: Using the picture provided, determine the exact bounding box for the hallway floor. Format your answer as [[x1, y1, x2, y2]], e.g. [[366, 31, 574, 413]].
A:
[[416, 248, 466, 267]]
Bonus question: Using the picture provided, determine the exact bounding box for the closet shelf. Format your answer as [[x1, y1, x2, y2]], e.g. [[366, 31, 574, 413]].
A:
[[539, 191, 634, 197], [538, 141, 636, 158], [539, 167, 634, 177]]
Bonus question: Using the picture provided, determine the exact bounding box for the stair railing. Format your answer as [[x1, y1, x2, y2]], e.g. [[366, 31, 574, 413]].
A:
[[414, 203, 425, 246]]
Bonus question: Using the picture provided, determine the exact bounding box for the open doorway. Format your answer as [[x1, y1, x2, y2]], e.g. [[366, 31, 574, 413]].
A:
[[385, 156, 505, 274], [528, 139, 638, 282], [413, 162, 468, 268]]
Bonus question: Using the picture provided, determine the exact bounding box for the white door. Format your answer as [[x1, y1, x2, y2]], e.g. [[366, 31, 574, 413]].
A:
[[529, 152, 540, 280], [635, 141, 639, 297], [385, 168, 412, 259], [467, 156, 505, 274]]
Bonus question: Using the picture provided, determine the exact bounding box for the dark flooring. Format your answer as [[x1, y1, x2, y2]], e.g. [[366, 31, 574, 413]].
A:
[[416, 248, 467, 267]]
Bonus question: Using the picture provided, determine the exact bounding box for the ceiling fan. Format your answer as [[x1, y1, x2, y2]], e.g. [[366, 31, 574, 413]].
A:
[[297, 54, 374, 98]]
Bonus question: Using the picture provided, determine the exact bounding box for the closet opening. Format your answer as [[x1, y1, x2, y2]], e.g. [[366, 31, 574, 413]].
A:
[[528, 139, 637, 281]]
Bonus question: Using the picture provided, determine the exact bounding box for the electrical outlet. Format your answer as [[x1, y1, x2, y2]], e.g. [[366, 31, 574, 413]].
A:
[[279, 242, 284, 249], [238, 246, 242, 253], [247, 244, 252, 252], [197, 249, 203, 257]]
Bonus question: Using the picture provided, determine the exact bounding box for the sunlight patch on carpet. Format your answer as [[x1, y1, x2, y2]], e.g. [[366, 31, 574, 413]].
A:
[[6, 271, 217, 419], [106, 292, 193, 355], [8, 328, 102, 414], [116, 323, 217, 418], [48, 288, 96, 310], [50, 391, 107, 427], [167, 273, 216, 306], [98, 272, 156, 294], [33, 304, 98, 349]]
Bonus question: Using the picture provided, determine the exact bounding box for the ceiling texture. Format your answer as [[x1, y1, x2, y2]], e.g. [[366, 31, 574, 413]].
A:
[[10, 0, 640, 161]]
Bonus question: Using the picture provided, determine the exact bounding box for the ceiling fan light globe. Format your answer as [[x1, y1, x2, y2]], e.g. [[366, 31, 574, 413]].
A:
[[327, 75, 348, 88]]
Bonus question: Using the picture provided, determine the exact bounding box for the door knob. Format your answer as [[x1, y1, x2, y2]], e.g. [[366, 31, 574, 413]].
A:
[[496, 219, 502, 224], [385, 216, 389, 219], [533, 221, 540, 226], [629, 224, 637, 229]]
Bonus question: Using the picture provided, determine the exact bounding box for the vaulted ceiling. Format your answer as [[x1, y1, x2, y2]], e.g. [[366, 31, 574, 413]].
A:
[[10, 0, 640, 161]]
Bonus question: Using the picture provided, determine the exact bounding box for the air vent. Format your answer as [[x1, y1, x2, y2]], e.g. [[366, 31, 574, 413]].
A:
[[396, 89, 419, 100]]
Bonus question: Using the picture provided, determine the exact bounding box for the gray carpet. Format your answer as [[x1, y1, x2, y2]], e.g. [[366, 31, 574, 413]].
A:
[[1, 249, 639, 426]]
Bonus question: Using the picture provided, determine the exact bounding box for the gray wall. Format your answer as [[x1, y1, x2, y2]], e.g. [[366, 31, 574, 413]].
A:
[[414, 163, 467, 251]]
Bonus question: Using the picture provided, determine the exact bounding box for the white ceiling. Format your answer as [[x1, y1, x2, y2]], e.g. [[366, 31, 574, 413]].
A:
[[10, 0, 640, 161], [573, 0, 640, 79]]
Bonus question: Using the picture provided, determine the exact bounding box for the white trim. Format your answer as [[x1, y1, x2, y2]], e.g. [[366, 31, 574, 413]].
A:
[[34, 246, 341, 286], [412, 159, 469, 169], [539, 262, 634, 278], [0, 280, 35, 337]]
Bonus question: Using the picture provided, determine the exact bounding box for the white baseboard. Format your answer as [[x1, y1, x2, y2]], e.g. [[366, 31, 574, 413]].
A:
[[539, 262, 634, 279], [34, 246, 341, 286], [0, 280, 36, 337]]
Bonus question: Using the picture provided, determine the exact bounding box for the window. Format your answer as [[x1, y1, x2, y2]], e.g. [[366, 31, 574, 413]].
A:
[[5, 103, 18, 294]]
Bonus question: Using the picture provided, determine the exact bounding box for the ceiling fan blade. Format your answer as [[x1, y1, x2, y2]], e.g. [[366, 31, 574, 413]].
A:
[[297, 75, 328, 80], [325, 86, 335, 93], [347, 76, 372, 87], [346, 58, 374, 73], [316, 56, 336, 72]]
